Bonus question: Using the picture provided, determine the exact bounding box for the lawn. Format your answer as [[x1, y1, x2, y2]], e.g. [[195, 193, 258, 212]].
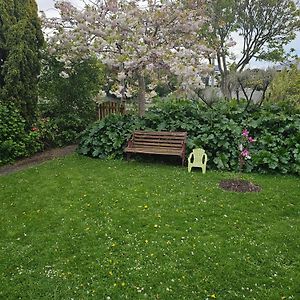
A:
[[0, 154, 299, 300]]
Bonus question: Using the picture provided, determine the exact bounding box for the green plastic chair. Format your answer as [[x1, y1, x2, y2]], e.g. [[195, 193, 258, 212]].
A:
[[188, 148, 207, 174]]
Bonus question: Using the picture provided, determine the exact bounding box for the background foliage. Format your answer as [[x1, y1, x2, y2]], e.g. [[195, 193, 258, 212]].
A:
[[267, 65, 300, 106], [38, 56, 105, 145]]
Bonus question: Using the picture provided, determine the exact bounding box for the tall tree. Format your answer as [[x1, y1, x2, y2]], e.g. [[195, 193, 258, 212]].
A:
[[43, 0, 211, 116], [202, 0, 300, 98], [0, 0, 44, 126]]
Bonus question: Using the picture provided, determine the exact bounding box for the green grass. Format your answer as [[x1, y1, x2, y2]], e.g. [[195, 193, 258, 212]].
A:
[[0, 155, 299, 300]]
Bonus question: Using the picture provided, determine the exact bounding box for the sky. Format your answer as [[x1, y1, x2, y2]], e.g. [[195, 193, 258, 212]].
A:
[[36, 0, 83, 14], [36, 0, 300, 69]]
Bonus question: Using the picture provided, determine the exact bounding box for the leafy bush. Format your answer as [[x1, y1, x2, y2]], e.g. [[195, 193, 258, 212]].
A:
[[32, 117, 58, 149], [49, 115, 89, 147], [247, 104, 300, 174], [32, 114, 93, 148], [39, 56, 104, 121], [0, 103, 43, 165], [78, 99, 300, 175], [77, 114, 142, 158], [38, 56, 105, 146]]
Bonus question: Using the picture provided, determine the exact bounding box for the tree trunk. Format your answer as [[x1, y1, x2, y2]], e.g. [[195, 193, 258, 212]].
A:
[[236, 89, 240, 102], [120, 63, 126, 113], [137, 72, 146, 117], [216, 51, 232, 99], [120, 77, 126, 114], [220, 74, 232, 99]]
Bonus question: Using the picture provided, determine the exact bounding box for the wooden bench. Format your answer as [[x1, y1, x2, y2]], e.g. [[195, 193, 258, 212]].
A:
[[124, 131, 187, 166]]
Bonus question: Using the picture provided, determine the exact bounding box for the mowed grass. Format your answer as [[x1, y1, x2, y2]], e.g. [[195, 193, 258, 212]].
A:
[[0, 155, 299, 300]]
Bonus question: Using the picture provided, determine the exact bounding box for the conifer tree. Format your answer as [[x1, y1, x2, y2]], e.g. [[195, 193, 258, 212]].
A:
[[0, 0, 44, 126]]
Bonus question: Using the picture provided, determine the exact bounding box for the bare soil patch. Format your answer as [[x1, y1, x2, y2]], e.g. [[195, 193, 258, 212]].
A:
[[0, 145, 77, 176], [219, 179, 261, 193]]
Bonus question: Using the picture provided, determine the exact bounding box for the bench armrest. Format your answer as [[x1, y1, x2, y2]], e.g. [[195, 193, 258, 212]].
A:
[[127, 139, 133, 148]]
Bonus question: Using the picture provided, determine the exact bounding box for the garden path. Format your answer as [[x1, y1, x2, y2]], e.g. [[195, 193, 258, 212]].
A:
[[0, 145, 77, 176]]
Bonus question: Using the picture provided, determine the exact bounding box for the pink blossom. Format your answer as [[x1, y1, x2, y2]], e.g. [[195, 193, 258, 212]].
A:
[[242, 129, 249, 137], [248, 136, 255, 143], [241, 148, 250, 158]]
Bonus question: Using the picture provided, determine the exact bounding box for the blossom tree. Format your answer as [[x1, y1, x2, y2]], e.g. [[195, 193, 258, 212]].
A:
[[42, 0, 212, 116]]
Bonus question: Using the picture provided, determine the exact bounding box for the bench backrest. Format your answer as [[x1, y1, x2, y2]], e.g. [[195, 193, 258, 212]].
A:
[[132, 131, 187, 149]]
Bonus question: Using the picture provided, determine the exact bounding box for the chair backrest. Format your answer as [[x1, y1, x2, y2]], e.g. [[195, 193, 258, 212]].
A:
[[193, 148, 205, 157], [192, 148, 207, 165]]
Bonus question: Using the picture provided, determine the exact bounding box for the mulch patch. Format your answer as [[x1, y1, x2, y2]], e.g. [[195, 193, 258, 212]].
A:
[[219, 179, 261, 193], [0, 145, 77, 176]]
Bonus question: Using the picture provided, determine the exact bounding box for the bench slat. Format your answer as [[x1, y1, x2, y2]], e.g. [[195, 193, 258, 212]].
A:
[[133, 138, 184, 143], [133, 142, 183, 148], [124, 147, 182, 155], [134, 131, 186, 136], [134, 136, 185, 141], [133, 135, 186, 139]]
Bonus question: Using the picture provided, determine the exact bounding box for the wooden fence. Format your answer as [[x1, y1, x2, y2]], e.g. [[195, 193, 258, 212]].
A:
[[97, 102, 125, 120]]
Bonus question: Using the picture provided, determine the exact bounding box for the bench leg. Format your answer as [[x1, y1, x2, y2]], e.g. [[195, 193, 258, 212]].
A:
[[182, 156, 185, 167], [127, 153, 131, 161]]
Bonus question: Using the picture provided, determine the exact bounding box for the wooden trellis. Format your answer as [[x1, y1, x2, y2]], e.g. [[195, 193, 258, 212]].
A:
[[97, 102, 125, 120]]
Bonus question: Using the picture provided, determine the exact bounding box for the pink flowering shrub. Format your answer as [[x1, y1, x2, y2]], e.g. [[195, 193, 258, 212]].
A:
[[239, 129, 256, 172]]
